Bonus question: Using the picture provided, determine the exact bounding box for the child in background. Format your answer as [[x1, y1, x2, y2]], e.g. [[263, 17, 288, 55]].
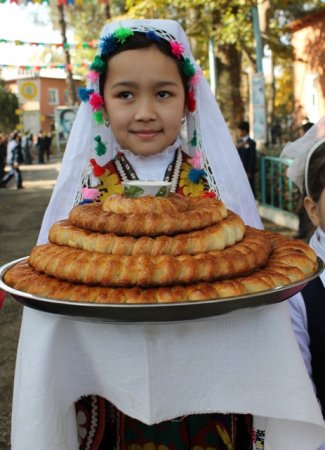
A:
[[10, 20, 325, 450], [281, 116, 325, 449]]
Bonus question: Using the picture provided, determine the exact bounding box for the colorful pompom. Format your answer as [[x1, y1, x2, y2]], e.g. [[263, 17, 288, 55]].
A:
[[170, 40, 185, 59], [92, 110, 104, 124], [90, 158, 106, 177], [189, 150, 202, 169], [189, 71, 201, 88], [82, 187, 101, 201], [188, 168, 206, 183], [146, 30, 160, 42], [90, 55, 106, 73], [182, 57, 196, 77], [86, 70, 100, 83], [99, 34, 118, 56], [186, 89, 196, 112], [94, 135, 107, 156], [77, 87, 94, 102], [89, 92, 104, 111], [114, 27, 134, 44]]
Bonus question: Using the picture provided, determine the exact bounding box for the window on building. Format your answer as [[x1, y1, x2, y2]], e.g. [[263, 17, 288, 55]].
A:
[[48, 88, 59, 105]]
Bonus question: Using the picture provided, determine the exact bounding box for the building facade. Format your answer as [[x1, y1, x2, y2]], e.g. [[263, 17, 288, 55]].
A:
[[290, 9, 325, 126]]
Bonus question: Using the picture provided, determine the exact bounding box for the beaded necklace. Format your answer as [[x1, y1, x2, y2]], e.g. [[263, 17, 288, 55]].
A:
[[112, 148, 183, 193]]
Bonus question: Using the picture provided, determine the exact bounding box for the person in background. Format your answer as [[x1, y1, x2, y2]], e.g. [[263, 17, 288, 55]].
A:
[[44, 132, 52, 163], [0, 133, 7, 179], [270, 121, 282, 145], [36, 131, 46, 164], [1, 131, 23, 189], [236, 120, 257, 195], [281, 116, 325, 449], [21, 132, 33, 165]]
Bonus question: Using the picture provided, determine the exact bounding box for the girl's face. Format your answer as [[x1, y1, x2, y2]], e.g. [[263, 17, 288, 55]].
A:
[[103, 46, 186, 156], [304, 187, 325, 231]]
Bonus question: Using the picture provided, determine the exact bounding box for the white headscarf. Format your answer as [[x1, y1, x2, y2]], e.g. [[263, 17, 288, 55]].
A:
[[38, 19, 261, 244], [280, 115, 325, 195]]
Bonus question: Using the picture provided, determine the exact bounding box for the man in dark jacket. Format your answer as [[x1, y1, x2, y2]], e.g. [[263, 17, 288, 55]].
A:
[[236, 121, 257, 195], [1, 132, 23, 189]]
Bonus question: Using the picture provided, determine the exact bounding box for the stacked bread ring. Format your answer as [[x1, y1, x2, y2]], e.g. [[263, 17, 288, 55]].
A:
[[4, 194, 317, 304]]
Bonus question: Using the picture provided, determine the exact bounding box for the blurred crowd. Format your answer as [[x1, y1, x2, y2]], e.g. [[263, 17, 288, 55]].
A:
[[0, 130, 53, 189]]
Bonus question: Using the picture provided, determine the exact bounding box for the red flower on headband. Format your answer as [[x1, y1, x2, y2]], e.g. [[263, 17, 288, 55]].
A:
[[186, 89, 196, 112], [89, 93, 104, 112], [170, 41, 185, 59]]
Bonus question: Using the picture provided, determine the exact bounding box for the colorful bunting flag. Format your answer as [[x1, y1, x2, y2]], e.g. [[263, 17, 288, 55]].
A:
[[0, 0, 109, 4]]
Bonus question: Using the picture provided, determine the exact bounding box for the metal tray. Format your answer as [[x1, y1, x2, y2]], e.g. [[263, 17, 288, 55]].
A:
[[0, 257, 323, 323]]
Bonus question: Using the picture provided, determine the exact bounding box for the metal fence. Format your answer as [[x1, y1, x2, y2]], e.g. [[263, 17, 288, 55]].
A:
[[258, 155, 299, 215]]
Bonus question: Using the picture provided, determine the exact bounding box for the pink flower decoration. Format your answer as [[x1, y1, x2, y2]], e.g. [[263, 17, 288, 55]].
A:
[[89, 92, 104, 111], [87, 70, 100, 83], [189, 71, 201, 88], [189, 150, 202, 169], [82, 187, 100, 201], [170, 40, 185, 59]]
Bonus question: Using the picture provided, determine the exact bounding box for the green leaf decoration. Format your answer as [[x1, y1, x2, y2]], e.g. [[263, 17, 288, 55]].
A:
[[189, 130, 197, 147], [114, 27, 134, 44], [94, 135, 107, 156], [124, 186, 145, 198], [93, 111, 104, 124], [156, 186, 168, 197]]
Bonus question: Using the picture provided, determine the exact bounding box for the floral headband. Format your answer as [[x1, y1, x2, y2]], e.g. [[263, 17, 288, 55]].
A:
[[78, 26, 200, 126]]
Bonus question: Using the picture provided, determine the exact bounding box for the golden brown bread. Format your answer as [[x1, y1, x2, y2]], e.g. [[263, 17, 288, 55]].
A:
[[4, 231, 317, 304], [69, 196, 227, 236], [29, 228, 271, 287], [102, 193, 189, 214], [49, 211, 246, 256]]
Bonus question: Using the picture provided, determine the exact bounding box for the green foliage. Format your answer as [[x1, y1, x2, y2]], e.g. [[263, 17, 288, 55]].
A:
[[0, 80, 19, 133], [46, 0, 324, 132]]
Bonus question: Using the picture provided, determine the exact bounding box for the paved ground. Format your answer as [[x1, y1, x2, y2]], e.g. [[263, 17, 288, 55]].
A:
[[0, 160, 296, 449]]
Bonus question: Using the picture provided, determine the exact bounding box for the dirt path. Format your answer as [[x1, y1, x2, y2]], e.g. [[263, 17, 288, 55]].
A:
[[0, 159, 61, 450]]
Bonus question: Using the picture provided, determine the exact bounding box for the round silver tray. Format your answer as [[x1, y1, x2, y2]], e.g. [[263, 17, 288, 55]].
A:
[[0, 257, 323, 323]]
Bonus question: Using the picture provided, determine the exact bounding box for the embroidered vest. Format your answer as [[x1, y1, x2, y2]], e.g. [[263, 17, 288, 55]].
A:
[[95, 149, 208, 202], [302, 276, 325, 418]]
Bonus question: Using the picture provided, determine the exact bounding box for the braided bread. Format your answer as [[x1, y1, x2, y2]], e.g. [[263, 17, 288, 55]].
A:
[[29, 228, 271, 287], [49, 211, 245, 256], [102, 193, 189, 214], [4, 231, 317, 304], [69, 196, 227, 236]]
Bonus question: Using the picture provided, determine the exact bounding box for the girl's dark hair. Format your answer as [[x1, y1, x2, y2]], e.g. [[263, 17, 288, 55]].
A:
[[306, 142, 325, 202], [99, 32, 190, 97]]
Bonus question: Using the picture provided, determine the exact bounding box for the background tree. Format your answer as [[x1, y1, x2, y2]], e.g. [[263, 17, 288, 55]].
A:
[[0, 80, 19, 133], [46, 0, 324, 135]]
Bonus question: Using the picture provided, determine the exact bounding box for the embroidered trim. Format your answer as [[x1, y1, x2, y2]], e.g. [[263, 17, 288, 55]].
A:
[[85, 395, 99, 450], [113, 148, 183, 191]]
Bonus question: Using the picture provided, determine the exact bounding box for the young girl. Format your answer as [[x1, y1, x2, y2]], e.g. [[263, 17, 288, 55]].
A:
[[281, 116, 325, 449], [11, 20, 325, 450]]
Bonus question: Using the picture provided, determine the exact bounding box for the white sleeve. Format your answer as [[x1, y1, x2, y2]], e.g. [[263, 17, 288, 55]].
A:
[[287, 293, 312, 377]]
